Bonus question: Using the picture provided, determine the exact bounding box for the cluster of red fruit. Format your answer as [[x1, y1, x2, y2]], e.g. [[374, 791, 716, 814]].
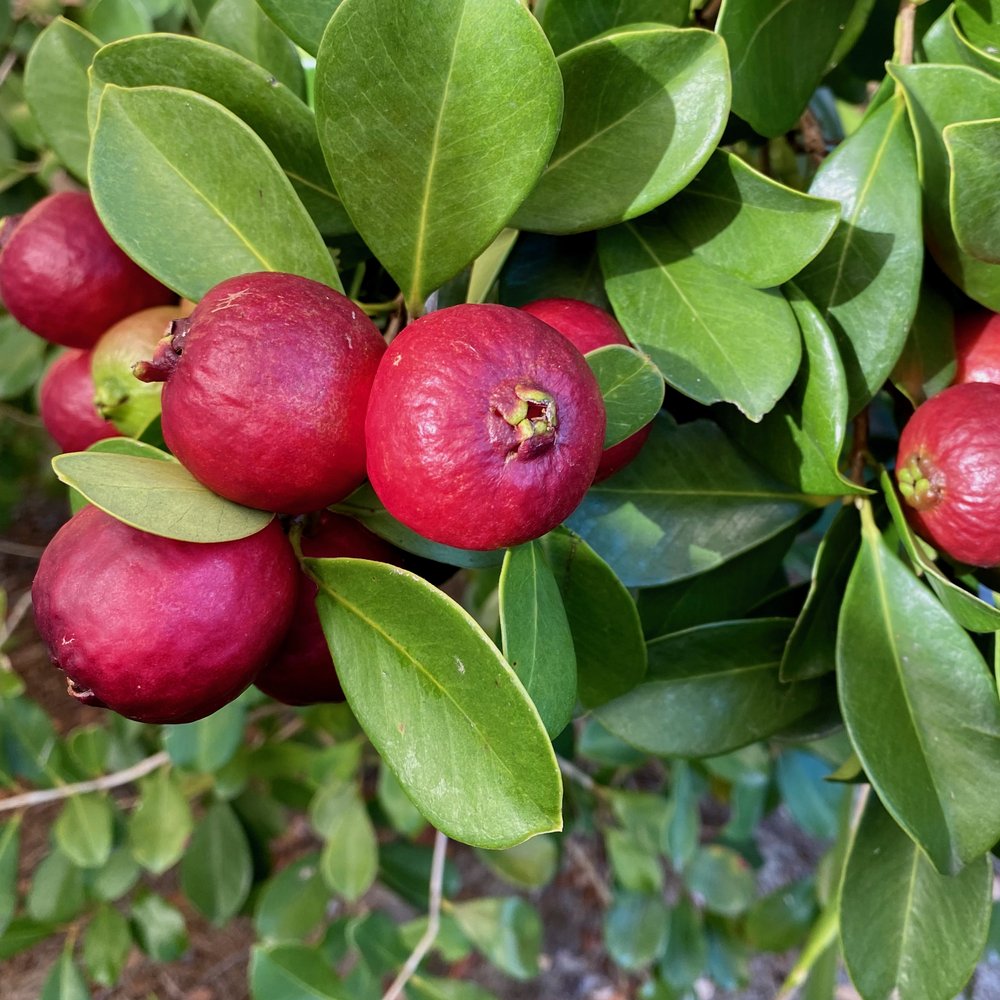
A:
[[896, 312, 1000, 567], [3, 193, 647, 725]]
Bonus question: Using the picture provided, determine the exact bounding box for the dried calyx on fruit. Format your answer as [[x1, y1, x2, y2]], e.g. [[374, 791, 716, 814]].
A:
[[39, 349, 121, 453]]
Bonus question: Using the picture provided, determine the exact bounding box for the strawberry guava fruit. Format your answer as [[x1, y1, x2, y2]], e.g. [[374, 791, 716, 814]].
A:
[[365, 303, 606, 551], [255, 513, 408, 706], [896, 381, 1000, 566], [953, 309, 1000, 386], [39, 348, 121, 453], [521, 297, 653, 481], [0, 191, 174, 349], [134, 272, 386, 515], [32, 507, 298, 724]]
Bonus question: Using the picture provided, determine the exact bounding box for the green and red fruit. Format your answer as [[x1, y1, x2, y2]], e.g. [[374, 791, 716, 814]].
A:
[[521, 297, 653, 481], [0, 192, 174, 349], [953, 309, 1000, 386], [39, 348, 121, 453], [896, 382, 1000, 566], [134, 272, 386, 515], [32, 507, 298, 724], [365, 303, 606, 551]]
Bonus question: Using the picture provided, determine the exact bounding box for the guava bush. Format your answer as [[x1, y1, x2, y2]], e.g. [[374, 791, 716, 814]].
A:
[[2, 0, 1000, 997]]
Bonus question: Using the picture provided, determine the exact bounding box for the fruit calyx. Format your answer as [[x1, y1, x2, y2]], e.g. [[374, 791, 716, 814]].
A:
[[897, 450, 945, 512], [132, 317, 192, 383], [0, 213, 22, 251], [491, 381, 558, 460]]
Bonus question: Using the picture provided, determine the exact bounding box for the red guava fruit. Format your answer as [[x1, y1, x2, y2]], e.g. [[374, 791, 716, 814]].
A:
[[255, 513, 408, 706], [32, 506, 298, 724], [953, 309, 1000, 386], [521, 297, 653, 481], [0, 192, 174, 349], [896, 382, 1000, 566], [38, 348, 122, 453], [134, 272, 386, 515], [365, 303, 606, 551]]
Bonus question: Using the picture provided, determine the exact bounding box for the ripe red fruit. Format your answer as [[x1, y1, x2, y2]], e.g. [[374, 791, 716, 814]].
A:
[[896, 382, 1000, 566], [134, 272, 386, 515], [521, 297, 653, 481], [32, 507, 298, 724], [39, 349, 122, 453], [953, 309, 1000, 385], [255, 513, 407, 706], [366, 303, 606, 550], [0, 191, 174, 349]]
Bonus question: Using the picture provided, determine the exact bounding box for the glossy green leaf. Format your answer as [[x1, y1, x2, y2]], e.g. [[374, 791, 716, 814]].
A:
[[130, 894, 187, 962], [23, 18, 98, 181], [514, 26, 728, 234], [475, 835, 558, 890], [891, 63, 1000, 310], [83, 904, 133, 988], [666, 151, 841, 287], [542, 526, 647, 707], [796, 97, 923, 415], [91, 849, 141, 902], [90, 84, 341, 302], [0, 919, 56, 961], [890, 282, 956, 407], [0, 817, 20, 936], [315, 0, 562, 312], [664, 761, 701, 872], [841, 794, 991, 1000], [308, 559, 562, 849], [89, 33, 351, 235], [684, 845, 756, 917], [450, 897, 541, 979], [27, 849, 86, 924], [745, 877, 817, 952], [566, 416, 814, 588], [0, 316, 46, 400], [203, 0, 305, 97], [317, 783, 378, 902], [775, 751, 845, 839], [499, 541, 576, 738], [376, 764, 427, 838], [540, 0, 689, 55], [722, 283, 863, 496], [604, 890, 669, 971], [717, 0, 856, 136], [163, 698, 247, 771], [128, 768, 193, 874], [660, 896, 708, 990], [54, 793, 114, 869], [600, 219, 801, 420], [946, 118, 1000, 264], [596, 619, 822, 756], [378, 841, 463, 910], [956, 0, 1000, 49], [410, 978, 499, 1000], [52, 450, 273, 543], [924, 8, 1000, 80], [80, 0, 152, 41], [256, 0, 341, 55], [250, 943, 346, 1000], [466, 228, 519, 306], [586, 344, 664, 448], [40, 948, 90, 1000], [838, 503, 1000, 873], [255, 855, 331, 943], [499, 231, 609, 307], [181, 800, 253, 924]]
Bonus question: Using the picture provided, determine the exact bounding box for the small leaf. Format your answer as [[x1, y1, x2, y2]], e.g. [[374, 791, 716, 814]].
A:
[[250, 943, 347, 999], [317, 784, 378, 902], [91, 849, 141, 902], [450, 897, 541, 979], [540, 0, 689, 55], [27, 850, 86, 924], [475, 835, 558, 890], [128, 767, 193, 874], [163, 698, 247, 771], [376, 764, 427, 838], [40, 948, 90, 1000], [891, 282, 956, 408], [256, 0, 342, 55], [83, 904, 133, 988], [130, 893, 187, 962], [181, 801, 253, 924], [586, 344, 664, 448], [956, 0, 1000, 49], [52, 451, 273, 543], [661, 895, 708, 989], [467, 228, 519, 305], [684, 846, 756, 917], [0, 316, 46, 401], [604, 890, 669, 971], [54, 793, 114, 869], [255, 855, 330, 943], [744, 878, 817, 952], [775, 750, 845, 839], [0, 817, 21, 936], [946, 118, 1000, 264]]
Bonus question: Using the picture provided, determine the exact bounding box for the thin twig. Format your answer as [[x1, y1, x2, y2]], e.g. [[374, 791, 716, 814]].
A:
[[558, 754, 601, 795], [382, 829, 448, 1000], [0, 539, 45, 559], [0, 751, 169, 813], [0, 51, 17, 92], [897, 0, 917, 66], [0, 590, 33, 648], [563, 836, 613, 908], [849, 408, 871, 486]]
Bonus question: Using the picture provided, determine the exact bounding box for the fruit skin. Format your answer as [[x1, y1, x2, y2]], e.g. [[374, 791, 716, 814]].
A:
[[521, 297, 653, 482], [365, 303, 606, 551], [953, 310, 1000, 385], [896, 382, 1000, 566], [134, 272, 386, 515], [255, 513, 407, 706], [32, 507, 298, 724], [0, 192, 174, 349], [39, 348, 122, 453]]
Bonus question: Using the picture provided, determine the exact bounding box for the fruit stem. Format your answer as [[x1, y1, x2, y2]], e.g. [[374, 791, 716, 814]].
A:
[[133, 317, 192, 383]]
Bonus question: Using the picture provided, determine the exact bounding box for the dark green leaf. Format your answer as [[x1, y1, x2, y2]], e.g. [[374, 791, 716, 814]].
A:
[[256, 0, 341, 55], [684, 845, 756, 916], [775, 750, 845, 839], [923, 8, 1000, 77], [0, 316, 46, 401], [83, 904, 133, 988], [606, 827, 663, 893], [52, 451, 273, 543], [54, 793, 114, 869], [80, 0, 152, 42], [250, 943, 347, 1000], [163, 698, 247, 771], [796, 97, 923, 414], [586, 344, 664, 448], [841, 794, 991, 999], [0, 919, 56, 961], [745, 877, 817, 952], [27, 849, 86, 924], [540, 0, 689, 55], [90, 849, 141, 902], [410, 977, 500, 1000], [567, 416, 814, 588], [499, 541, 576, 738], [514, 26, 728, 234], [891, 282, 956, 407], [0, 817, 20, 936], [90, 84, 341, 301], [315, 0, 562, 312], [450, 897, 541, 979], [596, 619, 821, 757], [660, 896, 707, 989], [130, 893, 188, 961], [838, 502, 1000, 872], [956, 0, 1000, 49], [946, 118, 1000, 264], [664, 761, 701, 872], [378, 841, 463, 910], [317, 783, 378, 902], [181, 800, 253, 924], [40, 948, 90, 1000], [254, 855, 330, 943], [604, 890, 669, 971], [308, 559, 562, 849], [600, 219, 801, 420], [499, 231, 609, 308], [128, 767, 193, 874]]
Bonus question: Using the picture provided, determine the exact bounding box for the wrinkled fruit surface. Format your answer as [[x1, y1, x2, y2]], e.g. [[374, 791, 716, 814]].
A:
[[366, 303, 606, 550], [135, 272, 386, 515], [0, 191, 174, 349], [255, 513, 407, 706], [954, 309, 1000, 386], [32, 507, 298, 724], [896, 382, 1000, 566], [39, 349, 121, 453], [521, 297, 653, 481]]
